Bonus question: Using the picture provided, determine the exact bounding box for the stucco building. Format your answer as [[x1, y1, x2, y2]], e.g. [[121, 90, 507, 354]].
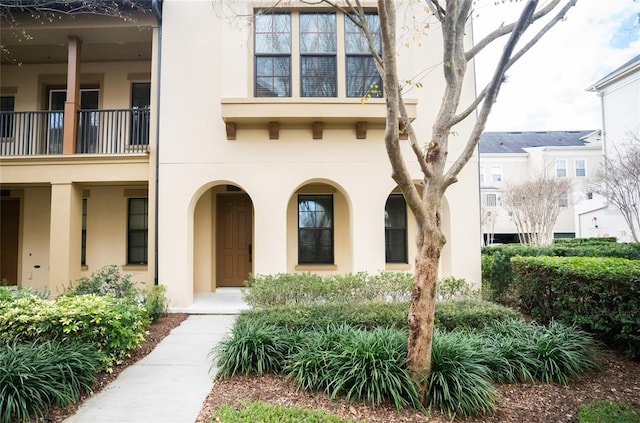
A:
[[585, 54, 640, 242], [1, 1, 481, 308], [478, 130, 602, 244]]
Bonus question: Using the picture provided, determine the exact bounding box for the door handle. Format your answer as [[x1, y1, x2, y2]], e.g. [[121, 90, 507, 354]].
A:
[[248, 243, 252, 263]]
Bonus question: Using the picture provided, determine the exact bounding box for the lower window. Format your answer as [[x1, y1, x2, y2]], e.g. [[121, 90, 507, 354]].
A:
[[298, 195, 333, 264], [385, 194, 407, 263], [127, 198, 148, 264]]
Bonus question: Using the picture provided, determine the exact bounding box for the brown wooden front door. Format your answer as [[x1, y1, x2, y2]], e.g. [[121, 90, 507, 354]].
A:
[[216, 193, 252, 287], [0, 198, 19, 285]]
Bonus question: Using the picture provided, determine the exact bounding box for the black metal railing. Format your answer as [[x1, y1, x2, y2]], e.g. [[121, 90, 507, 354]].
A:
[[0, 108, 150, 156]]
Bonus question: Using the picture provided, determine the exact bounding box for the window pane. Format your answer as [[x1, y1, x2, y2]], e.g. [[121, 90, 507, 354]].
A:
[[345, 13, 380, 54], [128, 198, 148, 264], [346, 56, 382, 97], [385, 194, 407, 263], [301, 56, 336, 97], [255, 13, 291, 54], [298, 195, 333, 264], [256, 57, 291, 97], [0, 96, 15, 138], [300, 13, 336, 54]]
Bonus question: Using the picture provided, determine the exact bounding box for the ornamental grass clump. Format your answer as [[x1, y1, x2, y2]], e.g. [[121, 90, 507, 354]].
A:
[[212, 321, 297, 378], [287, 325, 422, 410], [0, 341, 100, 423], [478, 319, 600, 385], [427, 329, 497, 418]]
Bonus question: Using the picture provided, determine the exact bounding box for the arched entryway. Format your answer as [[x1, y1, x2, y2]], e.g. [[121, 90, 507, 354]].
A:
[[193, 183, 254, 292]]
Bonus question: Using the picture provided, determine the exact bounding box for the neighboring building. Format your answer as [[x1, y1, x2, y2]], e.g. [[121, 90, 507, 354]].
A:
[[479, 130, 602, 244], [1, 1, 482, 308], [585, 55, 640, 242]]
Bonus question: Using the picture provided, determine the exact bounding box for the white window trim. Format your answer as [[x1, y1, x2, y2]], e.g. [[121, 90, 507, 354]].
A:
[[490, 165, 502, 183], [574, 159, 586, 177], [555, 159, 567, 178]]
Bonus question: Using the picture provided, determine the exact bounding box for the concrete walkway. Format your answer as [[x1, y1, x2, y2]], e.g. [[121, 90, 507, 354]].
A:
[[64, 290, 246, 423]]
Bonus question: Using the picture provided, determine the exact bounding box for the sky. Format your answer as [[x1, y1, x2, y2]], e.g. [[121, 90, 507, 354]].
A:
[[471, 0, 640, 132]]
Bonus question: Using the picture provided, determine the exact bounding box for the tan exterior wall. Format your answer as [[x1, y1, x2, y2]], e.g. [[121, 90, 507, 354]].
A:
[[157, 1, 481, 307]]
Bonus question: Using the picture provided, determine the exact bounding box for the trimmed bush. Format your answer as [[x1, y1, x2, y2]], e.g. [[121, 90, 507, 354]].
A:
[[243, 272, 413, 307], [511, 255, 640, 358], [0, 340, 100, 423], [235, 300, 520, 333], [0, 293, 149, 370], [64, 265, 168, 323], [482, 242, 640, 304], [210, 401, 357, 423], [65, 265, 137, 298]]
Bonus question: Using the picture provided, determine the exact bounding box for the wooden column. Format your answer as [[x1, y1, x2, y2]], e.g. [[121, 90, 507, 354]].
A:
[[63, 36, 81, 154]]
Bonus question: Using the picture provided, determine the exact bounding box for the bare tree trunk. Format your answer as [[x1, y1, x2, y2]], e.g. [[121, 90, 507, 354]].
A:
[[406, 185, 446, 395]]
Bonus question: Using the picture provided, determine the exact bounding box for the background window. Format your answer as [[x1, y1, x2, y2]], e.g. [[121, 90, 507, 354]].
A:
[[556, 160, 567, 178], [486, 193, 497, 207], [345, 13, 382, 97], [575, 159, 586, 177], [300, 13, 336, 97], [0, 96, 15, 138], [559, 194, 569, 208], [491, 166, 502, 183], [298, 195, 333, 264], [479, 165, 485, 184], [385, 194, 407, 263], [255, 13, 291, 97], [81, 199, 87, 265], [127, 198, 148, 264]]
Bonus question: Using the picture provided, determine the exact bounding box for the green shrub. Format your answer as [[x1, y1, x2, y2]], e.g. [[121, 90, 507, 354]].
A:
[[511, 256, 640, 358], [437, 277, 478, 300], [578, 400, 640, 423], [66, 265, 137, 298], [434, 300, 521, 331], [482, 242, 640, 304], [212, 321, 297, 378], [243, 272, 413, 307], [553, 237, 618, 245], [0, 340, 100, 423], [287, 325, 422, 410], [236, 302, 409, 332], [0, 293, 149, 370], [236, 300, 519, 333], [427, 329, 497, 417], [210, 401, 357, 423], [142, 285, 168, 322]]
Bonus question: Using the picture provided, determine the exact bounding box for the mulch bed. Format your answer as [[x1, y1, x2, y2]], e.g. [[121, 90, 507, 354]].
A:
[[196, 351, 640, 423], [29, 313, 640, 423]]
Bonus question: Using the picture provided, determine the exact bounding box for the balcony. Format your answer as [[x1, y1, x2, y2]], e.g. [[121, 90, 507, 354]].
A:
[[0, 108, 150, 157]]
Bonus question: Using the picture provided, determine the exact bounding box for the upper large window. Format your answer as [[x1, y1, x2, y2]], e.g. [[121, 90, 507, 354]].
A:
[[255, 13, 291, 97], [300, 13, 337, 97], [254, 10, 381, 98], [345, 13, 381, 98]]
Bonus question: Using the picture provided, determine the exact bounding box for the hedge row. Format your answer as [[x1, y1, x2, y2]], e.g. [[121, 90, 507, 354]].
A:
[[235, 299, 521, 333], [482, 241, 640, 304], [243, 272, 413, 307], [0, 291, 149, 370], [511, 256, 640, 358]]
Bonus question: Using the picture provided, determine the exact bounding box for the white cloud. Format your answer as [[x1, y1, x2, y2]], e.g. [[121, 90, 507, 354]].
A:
[[472, 0, 640, 131]]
